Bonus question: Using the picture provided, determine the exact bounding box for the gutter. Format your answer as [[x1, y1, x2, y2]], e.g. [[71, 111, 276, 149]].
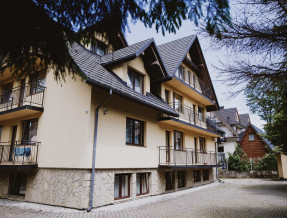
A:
[[87, 89, 113, 212]]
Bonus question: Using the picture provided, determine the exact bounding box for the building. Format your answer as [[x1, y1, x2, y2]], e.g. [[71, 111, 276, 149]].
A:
[[239, 123, 275, 159], [277, 154, 287, 180], [0, 34, 224, 209], [211, 107, 248, 159]]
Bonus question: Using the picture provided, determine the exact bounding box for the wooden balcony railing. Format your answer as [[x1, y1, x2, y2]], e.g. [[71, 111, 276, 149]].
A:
[[0, 141, 40, 166], [0, 84, 45, 113], [158, 147, 218, 167]]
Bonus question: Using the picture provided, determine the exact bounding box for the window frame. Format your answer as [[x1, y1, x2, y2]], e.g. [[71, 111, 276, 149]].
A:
[[249, 134, 255, 141], [136, 173, 149, 196], [199, 137, 206, 152], [29, 72, 46, 95], [114, 174, 130, 200], [90, 40, 108, 56], [127, 68, 144, 94], [173, 92, 183, 113], [165, 89, 170, 104], [126, 117, 144, 146], [1, 82, 13, 104], [174, 130, 184, 151]]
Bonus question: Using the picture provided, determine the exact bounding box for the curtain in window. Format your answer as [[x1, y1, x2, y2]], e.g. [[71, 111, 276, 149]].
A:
[[122, 175, 129, 197], [174, 131, 183, 150], [114, 175, 120, 199], [142, 174, 148, 193], [134, 121, 142, 144]]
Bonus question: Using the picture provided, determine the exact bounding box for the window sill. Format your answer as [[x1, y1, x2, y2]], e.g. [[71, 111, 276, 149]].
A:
[[126, 143, 145, 147], [136, 192, 149, 197]]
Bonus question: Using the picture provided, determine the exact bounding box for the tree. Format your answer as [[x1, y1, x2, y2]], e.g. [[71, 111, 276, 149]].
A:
[[206, 0, 287, 153], [0, 0, 231, 80]]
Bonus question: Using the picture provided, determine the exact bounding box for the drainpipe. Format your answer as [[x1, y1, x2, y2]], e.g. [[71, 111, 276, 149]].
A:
[[87, 89, 113, 212]]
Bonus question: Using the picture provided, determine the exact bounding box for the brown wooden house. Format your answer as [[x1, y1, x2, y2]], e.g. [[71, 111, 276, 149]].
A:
[[239, 123, 275, 159]]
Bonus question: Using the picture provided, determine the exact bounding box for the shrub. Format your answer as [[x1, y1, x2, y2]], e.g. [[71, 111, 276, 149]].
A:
[[227, 146, 250, 172]]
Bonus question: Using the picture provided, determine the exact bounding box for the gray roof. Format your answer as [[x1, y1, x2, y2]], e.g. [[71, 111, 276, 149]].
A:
[[239, 114, 250, 127], [251, 124, 275, 150], [158, 35, 196, 76], [69, 43, 178, 116], [213, 108, 239, 136], [100, 38, 153, 65]]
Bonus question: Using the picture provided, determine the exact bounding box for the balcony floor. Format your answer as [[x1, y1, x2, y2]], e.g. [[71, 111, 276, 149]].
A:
[[158, 164, 223, 169], [0, 161, 38, 170], [158, 117, 223, 137], [0, 105, 43, 121]]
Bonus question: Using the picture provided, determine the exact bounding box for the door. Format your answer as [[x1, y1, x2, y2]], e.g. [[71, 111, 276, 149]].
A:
[[166, 131, 170, 162], [18, 79, 25, 107], [9, 125, 17, 161]]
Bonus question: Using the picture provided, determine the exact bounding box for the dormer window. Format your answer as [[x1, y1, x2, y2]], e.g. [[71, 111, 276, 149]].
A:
[[127, 68, 143, 94], [91, 40, 108, 56]]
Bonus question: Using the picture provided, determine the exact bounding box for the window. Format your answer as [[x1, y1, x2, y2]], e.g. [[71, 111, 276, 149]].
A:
[[136, 173, 149, 195], [22, 119, 38, 143], [126, 117, 144, 146], [91, 40, 108, 56], [174, 130, 183, 150], [249, 134, 255, 141], [193, 170, 201, 182], [173, 92, 183, 113], [199, 137, 206, 152], [1, 82, 13, 104], [218, 146, 224, 152], [203, 169, 209, 181], [165, 90, 170, 104], [114, 174, 130, 199], [30, 72, 46, 95], [165, 172, 175, 190], [127, 69, 144, 94], [9, 173, 27, 196], [198, 106, 204, 122], [177, 171, 186, 188], [176, 65, 185, 80]]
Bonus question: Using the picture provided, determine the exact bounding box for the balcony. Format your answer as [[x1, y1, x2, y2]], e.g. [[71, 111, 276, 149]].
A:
[[0, 141, 40, 169], [173, 67, 214, 102], [0, 84, 45, 121], [158, 147, 220, 169], [159, 102, 224, 137]]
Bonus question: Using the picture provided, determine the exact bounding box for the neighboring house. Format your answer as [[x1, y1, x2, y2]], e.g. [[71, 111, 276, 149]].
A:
[[0, 34, 224, 209], [239, 123, 275, 159], [211, 107, 248, 159]]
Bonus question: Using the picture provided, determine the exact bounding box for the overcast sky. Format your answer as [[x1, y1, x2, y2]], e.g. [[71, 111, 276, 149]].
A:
[[125, 20, 265, 128]]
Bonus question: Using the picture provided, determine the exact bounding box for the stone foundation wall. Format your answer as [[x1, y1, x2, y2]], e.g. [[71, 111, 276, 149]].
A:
[[26, 169, 91, 209], [219, 170, 278, 179], [0, 167, 216, 209]]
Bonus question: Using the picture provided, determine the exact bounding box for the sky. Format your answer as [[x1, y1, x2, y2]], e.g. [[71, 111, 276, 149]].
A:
[[124, 20, 266, 129]]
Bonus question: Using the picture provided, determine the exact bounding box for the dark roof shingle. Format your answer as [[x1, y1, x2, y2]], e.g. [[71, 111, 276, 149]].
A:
[[69, 43, 178, 116], [158, 35, 196, 76]]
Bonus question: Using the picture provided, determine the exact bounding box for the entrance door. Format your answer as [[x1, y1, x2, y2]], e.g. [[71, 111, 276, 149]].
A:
[[166, 131, 170, 162], [9, 126, 17, 161]]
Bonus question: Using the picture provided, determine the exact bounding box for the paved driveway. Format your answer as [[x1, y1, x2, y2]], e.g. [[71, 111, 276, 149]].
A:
[[0, 179, 286, 218]]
